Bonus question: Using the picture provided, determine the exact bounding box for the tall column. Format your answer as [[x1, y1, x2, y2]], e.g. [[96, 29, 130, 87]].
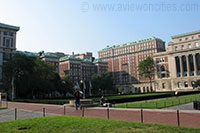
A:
[[193, 54, 197, 76], [186, 55, 190, 76], [179, 56, 183, 77]]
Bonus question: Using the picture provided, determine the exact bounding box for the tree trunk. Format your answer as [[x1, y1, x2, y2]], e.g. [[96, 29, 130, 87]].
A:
[[149, 76, 152, 92]]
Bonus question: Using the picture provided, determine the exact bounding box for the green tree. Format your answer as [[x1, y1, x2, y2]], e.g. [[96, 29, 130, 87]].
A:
[[91, 72, 114, 96], [2, 53, 68, 99], [2, 54, 36, 99], [137, 57, 155, 91], [61, 75, 74, 96]]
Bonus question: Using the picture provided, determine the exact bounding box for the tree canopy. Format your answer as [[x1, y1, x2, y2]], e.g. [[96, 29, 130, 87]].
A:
[[2, 54, 73, 99], [137, 57, 155, 90], [91, 72, 114, 95]]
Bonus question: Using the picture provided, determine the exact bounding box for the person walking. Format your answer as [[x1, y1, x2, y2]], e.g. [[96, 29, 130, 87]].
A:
[[100, 96, 105, 106], [74, 89, 81, 110]]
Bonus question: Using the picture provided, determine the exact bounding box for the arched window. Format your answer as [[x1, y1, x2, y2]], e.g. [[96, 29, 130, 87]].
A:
[[147, 87, 149, 92], [160, 65, 166, 78], [162, 83, 166, 89], [177, 82, 181, 88], [143, 87, 145, 93], [184, 82, 188, 87], [191, 81, 195, 88]]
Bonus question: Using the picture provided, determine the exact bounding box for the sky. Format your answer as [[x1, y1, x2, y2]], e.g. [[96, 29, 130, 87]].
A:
[[0, 0, 200, 57]]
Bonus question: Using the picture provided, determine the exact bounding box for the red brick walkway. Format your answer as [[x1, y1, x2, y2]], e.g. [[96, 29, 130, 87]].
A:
[[2, 102, 200, 129]]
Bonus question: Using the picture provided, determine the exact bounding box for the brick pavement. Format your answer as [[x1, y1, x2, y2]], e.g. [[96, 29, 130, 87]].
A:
[[1, 101, 200, 129]]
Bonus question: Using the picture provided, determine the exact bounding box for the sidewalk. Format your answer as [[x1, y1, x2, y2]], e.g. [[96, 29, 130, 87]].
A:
[[1, 101, 200, 129]]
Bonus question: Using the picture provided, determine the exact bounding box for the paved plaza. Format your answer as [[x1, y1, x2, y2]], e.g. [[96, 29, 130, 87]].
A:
[[164, 102, 196, 110], [0, 108, 58, 122]]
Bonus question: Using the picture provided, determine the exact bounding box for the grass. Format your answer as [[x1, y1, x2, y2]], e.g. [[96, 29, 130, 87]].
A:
[[0, 116, 199, 133], [13, 91, 200, 106], [104, 92, 172, 100], [114, 94, 200, 109], [13, 92, 173, 105], [0, 106, 7, 110]]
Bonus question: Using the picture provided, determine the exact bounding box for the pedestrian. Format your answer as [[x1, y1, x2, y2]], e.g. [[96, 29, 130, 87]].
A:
[[100, 96, 105, 106], [74, 89, 81, 110]]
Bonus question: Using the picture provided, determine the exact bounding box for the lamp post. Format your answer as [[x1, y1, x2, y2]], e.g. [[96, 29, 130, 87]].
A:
[[80, 80, 86, 99]]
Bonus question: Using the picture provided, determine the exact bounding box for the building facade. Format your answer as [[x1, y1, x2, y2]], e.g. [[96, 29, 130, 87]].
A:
[[98, 37, 165, 93], [40, 52, 60, 73], [154, 30, 200, 91], [0, 23, 20, 81], [59, 55, 107, 83]]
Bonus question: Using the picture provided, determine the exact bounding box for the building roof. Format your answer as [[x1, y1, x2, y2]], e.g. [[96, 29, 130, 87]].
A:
[[0, 22, 20, 31], [60, 55, 82, 62], [98, 37, 164, 52], [93, 59, 107, 64], [16, 50, 39, 57], [40, 52, 59, 58], [171, 30, 200, 39], [59, 55, 94, 63]]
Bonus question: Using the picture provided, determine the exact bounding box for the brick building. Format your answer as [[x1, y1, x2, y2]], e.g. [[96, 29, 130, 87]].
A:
[[98, 37, 165, 93], [59, 55, 107, 83]]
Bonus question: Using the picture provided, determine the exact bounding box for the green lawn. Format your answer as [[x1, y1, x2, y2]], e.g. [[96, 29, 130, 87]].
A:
[[114, 94, 200, 109], [13, 92, 173, 105], [0, 116, 199, 133], [0, 107, 7, 110]]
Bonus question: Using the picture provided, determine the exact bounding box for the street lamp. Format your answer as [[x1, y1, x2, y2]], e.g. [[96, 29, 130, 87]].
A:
[[80, 80, 86, 99]]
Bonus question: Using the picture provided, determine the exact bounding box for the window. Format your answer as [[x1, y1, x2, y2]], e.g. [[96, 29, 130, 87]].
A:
[[160, 58, 165, 62], [184, 82, 188, 87], [195, 42, 198, 47], [4, 31, 13, 36], [177, 82, 181, 88], [162, 83, 166, 89], [192, 36, 194, 39], [175, 46, 178, 51], [160, 65, 166, 78], [191, 81, 195, 88], [188, 44, 191, 48], [5, 39, 10, 48], [181, 45, 184, 50], [179, 38, 182, 42], [185, 37, 188, 41]]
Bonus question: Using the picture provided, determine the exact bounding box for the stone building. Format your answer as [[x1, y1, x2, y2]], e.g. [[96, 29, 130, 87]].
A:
[[154, 30, 200, 91], [98, 37, 165, 93], [0, 22, 20, 81]]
